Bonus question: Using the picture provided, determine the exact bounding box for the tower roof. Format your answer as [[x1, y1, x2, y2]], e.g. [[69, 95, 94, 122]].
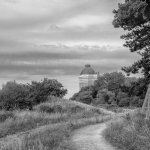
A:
[[80, 64, 95, 75]]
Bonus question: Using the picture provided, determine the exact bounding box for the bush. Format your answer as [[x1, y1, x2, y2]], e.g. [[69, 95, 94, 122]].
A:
[[53, 105, 63, 113], [79, 91, 93, 104], [70, 105, 84, 113], [104, 112, 150, 150], [0, 97, 111, 150], [118, 97, 131, 107], [0, 111, 14, 123], [130, 96, 144, 107], [93, 89, 116, 105], [0, 81, 30, 110], [0, 78, 67, 110], [38, 104, 55, 113], [28, 78, 67, 105]]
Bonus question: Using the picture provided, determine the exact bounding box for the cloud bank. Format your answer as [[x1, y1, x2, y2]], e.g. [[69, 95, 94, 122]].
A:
[[0, 0, 141, 98]]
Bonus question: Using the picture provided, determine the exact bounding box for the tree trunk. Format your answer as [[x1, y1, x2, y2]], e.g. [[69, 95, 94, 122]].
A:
[[141, 84, 150, 119]]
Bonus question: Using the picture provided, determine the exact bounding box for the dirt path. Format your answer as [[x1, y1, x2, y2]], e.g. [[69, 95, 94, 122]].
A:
[[70, 122, 117, 150]]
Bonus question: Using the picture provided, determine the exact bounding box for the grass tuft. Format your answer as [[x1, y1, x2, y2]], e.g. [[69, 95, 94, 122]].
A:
[[104, 110, 150, 150], [0, 96, 112, 150]]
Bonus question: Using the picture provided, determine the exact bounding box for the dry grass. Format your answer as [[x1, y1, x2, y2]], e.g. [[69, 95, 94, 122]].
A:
[[0, 96, 113, 150], [104, 109, 150, 150]]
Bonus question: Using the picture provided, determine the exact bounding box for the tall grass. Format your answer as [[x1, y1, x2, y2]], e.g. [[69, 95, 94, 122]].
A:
[[0, 96, 112, 150], [104, 110, 150, 150]]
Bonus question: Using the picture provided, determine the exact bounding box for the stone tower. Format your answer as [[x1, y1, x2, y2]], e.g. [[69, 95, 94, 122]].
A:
[[79, 64, 98, 90]]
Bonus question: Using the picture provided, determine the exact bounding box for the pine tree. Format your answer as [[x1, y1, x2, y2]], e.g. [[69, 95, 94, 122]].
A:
[[113, 0, 150, 77]]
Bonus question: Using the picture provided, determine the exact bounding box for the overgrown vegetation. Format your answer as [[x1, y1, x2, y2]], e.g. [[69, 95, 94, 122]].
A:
[[0, 78, 67, 110], [0, 96, 112, 150], [104, 110, 150, 150], [112, 0, 150, 77], [71, 71, 147, 107]]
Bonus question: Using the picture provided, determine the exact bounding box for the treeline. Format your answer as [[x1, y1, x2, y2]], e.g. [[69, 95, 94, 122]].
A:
[[0, 78, 67, 110], [71, 72, 147, 107]]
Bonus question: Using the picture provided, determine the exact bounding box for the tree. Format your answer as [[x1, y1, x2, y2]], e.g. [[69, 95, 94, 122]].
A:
[[116, 91, 128, 104], [0, 78, 67, 110], [120, 77, 147, 98], [130, 96, 144, 107], [95, 72, 125, 94], [113, 0, 150, 76], [78, 91, 93, 104], [95, 89, 116, 105], [0, 81, 30, 110], [113, 0, 150, 117], [27, 78, 67, 106], [80, 85, 97, 99], [71, 86, 94, 104], [118, 97, 131, 107], [71, 93, 80, 101]]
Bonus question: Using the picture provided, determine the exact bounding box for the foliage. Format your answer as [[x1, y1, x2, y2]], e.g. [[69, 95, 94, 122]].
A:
[[71, 72, 127, 106], [118, 97, 131, 107], [104, 111, 150, 150], [130, 96, 144, 107], [113, 0, 150, 76], [94, 89, 116, 105], [0, 111, 14, 123], [27, 78, 67, 107], [0, 78, 67, 110], [124, 77, 138, 87], [94, 90, 107, 105], [78, 91, 93, 104], [71, 86, 94, 104], [95, 72, 125, 93], [71, 89, 93, 104], [0, 97, 111, 150], [0, 81, 30, 110], [121, 77, 147, 99], [71, 71, 146, 107]]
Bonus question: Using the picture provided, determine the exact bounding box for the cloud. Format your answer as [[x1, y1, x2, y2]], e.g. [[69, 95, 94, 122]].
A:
[[0, 0, 133, 97], [0, 0, 123, 31], [0, 44, 140, 78], [59, 15, 112, 28], [4, 0, 18, 4], [0, 0, 125, 49]]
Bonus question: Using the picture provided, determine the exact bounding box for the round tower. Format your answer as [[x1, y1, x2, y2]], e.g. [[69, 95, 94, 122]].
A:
[[79, 64, 98, 90]]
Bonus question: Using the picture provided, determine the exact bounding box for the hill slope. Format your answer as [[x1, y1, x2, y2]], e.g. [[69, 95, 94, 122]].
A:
[[0, 96, 114, 150]]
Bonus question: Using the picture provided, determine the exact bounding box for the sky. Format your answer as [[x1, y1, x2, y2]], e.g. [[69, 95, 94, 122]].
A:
[[0, 0, 141, 98]]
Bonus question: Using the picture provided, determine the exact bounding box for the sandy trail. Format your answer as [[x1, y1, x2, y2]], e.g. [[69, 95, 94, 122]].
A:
[[71, 122, 117, 150]]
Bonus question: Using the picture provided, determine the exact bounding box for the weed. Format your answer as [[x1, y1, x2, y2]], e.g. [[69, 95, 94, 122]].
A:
[[0, 97, 111, 150], [104, 111, 150, 150]]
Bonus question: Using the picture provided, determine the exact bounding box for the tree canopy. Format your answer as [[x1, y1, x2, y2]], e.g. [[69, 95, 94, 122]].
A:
[[71, 71, 145, 107], [95, 72, 125, 93], [113, 0, 150, 77], [0, 78, 67, 110]]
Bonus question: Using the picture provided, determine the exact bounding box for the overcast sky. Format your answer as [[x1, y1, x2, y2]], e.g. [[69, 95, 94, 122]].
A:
[[0, 0, 141, 98]]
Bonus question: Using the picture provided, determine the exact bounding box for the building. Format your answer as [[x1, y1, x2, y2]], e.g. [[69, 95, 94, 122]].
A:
[[79, 64, 99, 89]]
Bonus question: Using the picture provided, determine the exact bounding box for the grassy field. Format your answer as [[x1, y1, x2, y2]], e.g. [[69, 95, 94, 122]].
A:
[[104, 109, 150, 150], [0, 96, 113, 150]]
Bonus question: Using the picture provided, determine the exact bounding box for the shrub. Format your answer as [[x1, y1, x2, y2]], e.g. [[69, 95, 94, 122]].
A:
[[130, 96, 144, 107], [70, 105, 84, 113], [0, 111, 14, 123], [78, 91, 93, 104], [53, 105, 63, 113], [27, 78, 67, 106], [38, 104, 55, 113], [0, 97, 111, 150], [105, 112, 150, 150], [94, 89, 116, 105], [0, 81, 30, 110], [118, 97, 131, 107], [0, 78, 67, 110], [70, 86, 95, 104]]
